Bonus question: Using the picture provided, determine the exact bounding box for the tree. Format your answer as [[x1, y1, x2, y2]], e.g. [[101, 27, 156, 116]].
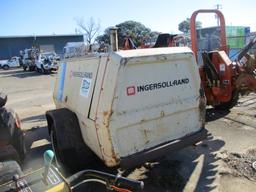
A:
[[178, 18, 202, 34], [96, 27, 111, 45], [76, 17, 101, 50], [116, 21, 151, 46], [96, 21, 159, 48]]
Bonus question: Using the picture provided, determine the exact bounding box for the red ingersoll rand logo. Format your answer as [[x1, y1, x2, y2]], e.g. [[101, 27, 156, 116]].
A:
[[126, 86, 136, 96], [126, 78, 189, 96]]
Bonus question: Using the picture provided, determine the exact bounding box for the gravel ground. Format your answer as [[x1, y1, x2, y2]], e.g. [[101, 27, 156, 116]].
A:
[[221, 149, 256, 181]]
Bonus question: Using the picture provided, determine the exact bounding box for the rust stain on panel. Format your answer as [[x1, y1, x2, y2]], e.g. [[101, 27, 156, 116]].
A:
[[103, 110, 113, 127], [161, 110, 165, 117], [102, 110, 119, 163], [142, 129, 150, 144]]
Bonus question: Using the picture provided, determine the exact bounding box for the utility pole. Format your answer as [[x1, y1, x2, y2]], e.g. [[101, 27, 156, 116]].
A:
[[215, 4, 222, 26]]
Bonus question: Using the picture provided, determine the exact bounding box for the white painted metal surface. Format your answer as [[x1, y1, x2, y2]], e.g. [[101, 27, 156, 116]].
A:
[[53, 47, 203, 166], [3, 57, 20, 68]]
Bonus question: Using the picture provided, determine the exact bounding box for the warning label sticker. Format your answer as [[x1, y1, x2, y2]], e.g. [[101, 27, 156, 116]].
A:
[[80, 77, 92, 97]]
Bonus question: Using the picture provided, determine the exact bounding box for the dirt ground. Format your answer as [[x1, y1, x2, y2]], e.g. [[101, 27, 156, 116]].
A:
[[0, 68, 256, 191]]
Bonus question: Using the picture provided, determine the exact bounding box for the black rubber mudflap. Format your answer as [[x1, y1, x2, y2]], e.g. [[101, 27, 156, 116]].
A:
[[46, 108, 96, 172]]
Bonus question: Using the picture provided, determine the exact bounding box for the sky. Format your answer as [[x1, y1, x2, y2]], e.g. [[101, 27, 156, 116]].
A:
[[1, 0, 256, 37]]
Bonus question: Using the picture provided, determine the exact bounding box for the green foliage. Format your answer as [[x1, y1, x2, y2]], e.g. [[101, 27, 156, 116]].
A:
[[96, 21, 159, 47], [178, 18, 202, 34]]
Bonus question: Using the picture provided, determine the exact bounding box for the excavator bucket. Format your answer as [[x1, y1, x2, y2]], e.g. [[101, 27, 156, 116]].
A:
[[236, 74, 256, 95], [236, 36, 256, 94]]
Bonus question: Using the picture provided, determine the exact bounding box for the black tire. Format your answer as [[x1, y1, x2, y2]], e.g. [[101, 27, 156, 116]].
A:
[[50, 129, 62, 168], [43, 69, 50, 74], [2, 65, 9, 70], [17, 132, 26, 160], [35, 66, 42, 73], [47, 109, 96, 172], [0, 92, 7, 108], [41, 65, 49, 74], [23, 66, 27, 71], [28, 66, 34, 71], [12, 129, 26, 161], [214, 90, 239, 110], [50, 127, 80, 172], [17, 138, 26, 160]]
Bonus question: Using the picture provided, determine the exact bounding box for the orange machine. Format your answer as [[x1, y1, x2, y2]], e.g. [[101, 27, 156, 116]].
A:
[[190, 9, 256, 109]]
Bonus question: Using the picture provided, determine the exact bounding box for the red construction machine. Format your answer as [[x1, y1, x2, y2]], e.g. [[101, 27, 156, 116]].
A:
[[190, 9, 256, 109]]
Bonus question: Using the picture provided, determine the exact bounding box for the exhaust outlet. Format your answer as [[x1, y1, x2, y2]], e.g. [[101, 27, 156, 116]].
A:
[[109, 27, 118, 51]]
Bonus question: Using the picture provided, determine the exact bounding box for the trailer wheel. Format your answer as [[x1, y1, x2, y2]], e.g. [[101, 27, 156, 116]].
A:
[[41, 65, 50, 74], [19, 135, 26, 160], [15, 132, 26, 160], [12, 128, 26, 161], [2, 65, 9, 70], [43, 69, 50, 74], [50, 121, 92, 171], [46, 108, 96, 172], [50, 129, 61, 168], [214, 90, 239, 110], [29, 66, 36, 71], [35, 66, 41, 73], [49, 123, 70, 169]]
